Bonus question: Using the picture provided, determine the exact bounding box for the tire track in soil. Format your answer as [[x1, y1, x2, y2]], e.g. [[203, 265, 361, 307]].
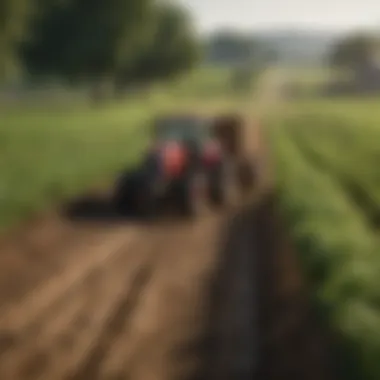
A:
[[0, 226, 139, 332], [91, 214, 223, 380], [0, 220, 97, 310], [67, 247, 155, 380], [68, 226, 205, 380], [0, 227, 147, 380]]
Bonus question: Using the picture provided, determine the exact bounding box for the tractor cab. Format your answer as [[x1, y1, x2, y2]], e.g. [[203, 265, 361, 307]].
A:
[[151, 115, 215, 169], [153, 114, 212, 146]]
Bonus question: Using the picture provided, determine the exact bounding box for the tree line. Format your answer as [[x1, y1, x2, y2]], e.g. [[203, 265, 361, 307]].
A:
[[0, 0, 200, 89], [330, 32, 380, 71]]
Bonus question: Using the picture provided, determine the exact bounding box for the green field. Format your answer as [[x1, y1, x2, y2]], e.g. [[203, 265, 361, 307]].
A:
[[267, 93, 380, 379], [0, 67, 253, 230]]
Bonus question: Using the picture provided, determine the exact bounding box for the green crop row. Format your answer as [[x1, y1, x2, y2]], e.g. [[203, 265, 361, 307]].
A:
[[0, 103, 153, 230], [283, 114, 380, 225], [267, 119, 380, 380]]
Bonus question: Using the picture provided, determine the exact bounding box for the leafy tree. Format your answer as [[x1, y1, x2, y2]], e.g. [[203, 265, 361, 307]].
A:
[[21, 0, 199, 101], [0, 0, 31, 78], [115, 2, 200, 88], [21, 0, 154, 81], [20, 0, 71, 78], [330, 33, 379, 70]]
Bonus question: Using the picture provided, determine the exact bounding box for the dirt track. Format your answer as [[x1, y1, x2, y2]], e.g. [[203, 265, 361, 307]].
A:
[[0, 207, 225, 380], [0, 73, 335, 380]]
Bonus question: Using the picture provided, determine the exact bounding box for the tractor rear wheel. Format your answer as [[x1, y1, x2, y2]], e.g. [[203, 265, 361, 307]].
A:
[[236, 157, 256, 194], [113, 170, 156, 218]]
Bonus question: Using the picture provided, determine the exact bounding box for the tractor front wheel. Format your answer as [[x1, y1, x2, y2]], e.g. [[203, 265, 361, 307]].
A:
[[236, 158, 256, 194], [175, 175, 203, 218], [113, 169, 140, 216]]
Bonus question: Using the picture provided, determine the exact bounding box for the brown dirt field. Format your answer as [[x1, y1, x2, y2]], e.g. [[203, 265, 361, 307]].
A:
[[0, 114, 336, 380], [0, 212, 225, 380]]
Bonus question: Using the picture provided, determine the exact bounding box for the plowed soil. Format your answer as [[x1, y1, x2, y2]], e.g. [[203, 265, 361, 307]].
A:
[[0, 92, 335, 379]]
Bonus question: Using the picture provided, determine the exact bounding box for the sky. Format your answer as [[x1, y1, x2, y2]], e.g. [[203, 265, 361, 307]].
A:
[[176, 0, 380, 34]]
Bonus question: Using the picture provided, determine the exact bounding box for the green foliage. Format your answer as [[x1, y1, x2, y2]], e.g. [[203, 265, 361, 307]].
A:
[[116, 2, 200, 87], [0, 102, 150, 229], [20, 0, 200, 86], [267, 112, 380, 380], [286, 114, 380, 224], [0, 0, 31, 78], [167, 67, 237, 99], [21, 0, 154, 80], [230, 65, 257, 94], [330, 32, 380, 70]]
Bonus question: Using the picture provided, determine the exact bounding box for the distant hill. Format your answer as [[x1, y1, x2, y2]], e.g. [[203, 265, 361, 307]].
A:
[[253, 29, 342, 65], [204, 28, 343, 66]]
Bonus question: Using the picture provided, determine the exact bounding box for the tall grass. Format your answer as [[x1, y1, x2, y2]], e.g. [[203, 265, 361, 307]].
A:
[[267, 95, 380, 380]]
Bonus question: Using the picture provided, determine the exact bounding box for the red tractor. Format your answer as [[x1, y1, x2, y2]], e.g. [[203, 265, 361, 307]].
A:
[[113, 113, 254, 218]]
